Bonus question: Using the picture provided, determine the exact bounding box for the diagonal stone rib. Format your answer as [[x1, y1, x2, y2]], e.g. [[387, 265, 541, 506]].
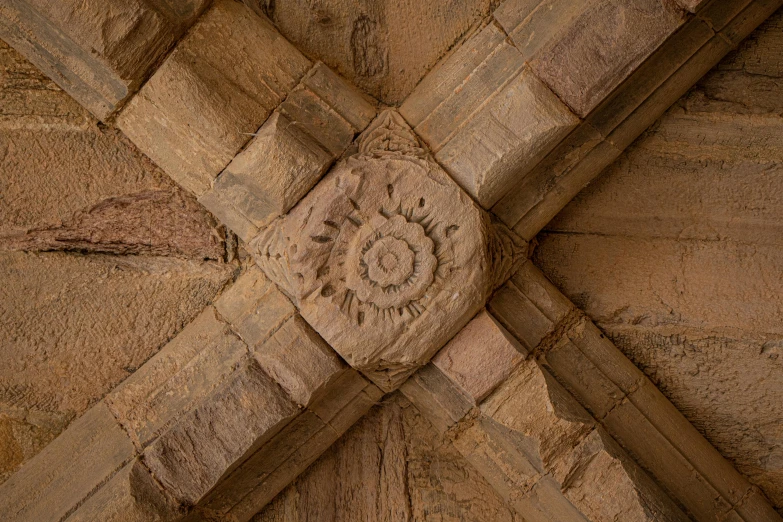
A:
[[401, 310, 690, 522], [0, 267, 384, 521], [398, 0, 782, 223], [0, 0, 210, 120], [486, 260, 782, 521]]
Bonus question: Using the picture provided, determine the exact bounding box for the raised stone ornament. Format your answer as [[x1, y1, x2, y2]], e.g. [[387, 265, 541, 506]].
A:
[[252, 111, 523, 391]]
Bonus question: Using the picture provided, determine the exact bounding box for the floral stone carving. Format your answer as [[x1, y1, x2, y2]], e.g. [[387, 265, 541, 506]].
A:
[[252, 111, 525, 391]]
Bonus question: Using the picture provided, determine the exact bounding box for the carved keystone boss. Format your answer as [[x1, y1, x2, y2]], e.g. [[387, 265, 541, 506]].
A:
[[253, 111, 524, 391]]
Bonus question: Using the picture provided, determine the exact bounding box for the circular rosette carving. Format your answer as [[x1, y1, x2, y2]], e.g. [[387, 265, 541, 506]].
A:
[[345, 215, 437, 310]]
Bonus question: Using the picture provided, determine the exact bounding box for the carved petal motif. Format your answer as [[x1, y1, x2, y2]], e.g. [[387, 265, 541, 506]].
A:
[[252, 111, 520, 391]]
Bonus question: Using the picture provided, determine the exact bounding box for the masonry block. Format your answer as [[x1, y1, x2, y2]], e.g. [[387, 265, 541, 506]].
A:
[[66, 459, 180, 522], [253, 315, 347, 408], [214, 266, 296, 348], [435, 68, 579, 208], [530, 0, 685, 117], [400, 363, 474, 433], [117, 0, 311, 196], [0, 0, 208, 119], [0, 402, 135, 522], [143, 359, 299, 505], [432, 310, 525, 403], [105, 306, 248, 448]]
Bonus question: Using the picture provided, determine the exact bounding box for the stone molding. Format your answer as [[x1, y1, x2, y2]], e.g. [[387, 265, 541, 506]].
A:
[[0, 0, 781, 520]]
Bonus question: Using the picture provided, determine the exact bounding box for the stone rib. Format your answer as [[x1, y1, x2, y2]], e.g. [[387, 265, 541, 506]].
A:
[[486, 261, 782, 521]]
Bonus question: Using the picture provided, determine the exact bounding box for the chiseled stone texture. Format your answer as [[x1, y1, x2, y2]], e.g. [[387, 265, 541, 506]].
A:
[[0, 252, 234, 482], [533, 12, 783, 511], [432, 311, 525, 403], [254, 394, 523, 522], [143, 359, 300, 506], [252, 111, 507, 391], [529, 0, 686, 117], [0, 0, 208, 119], [248, 0, 496, 104], [117, 0, 311, 196], [0, 402, 135, 522]]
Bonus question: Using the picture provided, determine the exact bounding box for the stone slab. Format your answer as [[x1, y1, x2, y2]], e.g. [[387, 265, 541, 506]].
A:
[[435, 68, 579, 208], [530, 0, 686, 117], [432, 311, 525, 403], [199, 112, 333, 240], [0, 402, 135, 522], [399, 363, 474, 433], [0, 0, 208, 119], [143, 360, 299, 505], [66, 459, 180, 522], [253, 315, 347, 408], [117, 0, 311, 196], [106, 306, 248, 448]]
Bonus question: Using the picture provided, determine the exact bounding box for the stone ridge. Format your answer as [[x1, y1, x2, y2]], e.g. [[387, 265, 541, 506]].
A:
[[0, 0, 781, 519]]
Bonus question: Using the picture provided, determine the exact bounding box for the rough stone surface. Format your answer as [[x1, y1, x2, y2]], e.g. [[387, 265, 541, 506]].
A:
[[434, 68, 579, 208], [143, 360, 300, 505], [105, 306, 248, 449], [0, 402, 135, 522], [0, 0, 208, 119], [253, 394, 523, 521], [0, 253, 233, 476], [530, 0, 685, 117], [432, 311, 524, 403], [246, 0, 496, 104], [252, 111, 509, 391], [534, 11, 783, 510], [117, 0, 311, 196]]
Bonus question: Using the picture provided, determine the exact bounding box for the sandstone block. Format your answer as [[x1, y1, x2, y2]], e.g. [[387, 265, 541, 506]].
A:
[[511, 261, 575, 324], [253, 315, 347, 407], [487, 282, 555, 352], [400, 23, 526, 149], [214, 267, 296, 348], [435, 68, 579, 208], [400, 363, 475, 433], [66, 459, 180, 522], [432, 311, 524, 403], [196, 410, 326, 516], [721, 0, 783, 45], [0, 402, 135, 522], [449, 358, 688, 522], [530, 0, 685, 117], [199, 112, 333, 241], [326, 385, 383, 435], [143, 360, 299, 505], [251, 111, 504, 391], [307, 368, 370, 423], [117, 0, 311, 196], [105, 306, 248, 448], [0, 0, 208, 119], [697, 0, 753, 30]]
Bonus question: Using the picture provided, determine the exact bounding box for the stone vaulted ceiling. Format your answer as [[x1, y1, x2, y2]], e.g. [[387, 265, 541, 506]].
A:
[[0, 0, 781, 521]]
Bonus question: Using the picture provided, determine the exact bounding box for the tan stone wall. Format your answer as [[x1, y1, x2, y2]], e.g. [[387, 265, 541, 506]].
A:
[[0, 40, 236, 485], [533, 9, 783, 513]]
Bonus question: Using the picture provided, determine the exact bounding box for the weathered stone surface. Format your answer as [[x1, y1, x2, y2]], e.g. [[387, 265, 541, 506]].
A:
[[0, 0, 208, 119], [254, 394, 521, 522], [215, 266, 296, 348], [401, 23, 525, 150], [200, 113, 333, 242], [399, 363, 474, 433], [435, 68, 579, 208], [66, 459, 180, 522], [105, 307, 248, 448], [497, 258, 783, 520], [117, 0, 311, 196], [0, 252, 234, 435], [249, 0, 495, 104], [144, 360, 299, 505], [432, 311, 524, 403], [254, 315, 347, 407], [530, 0, 685, 117], [0, 402, 135, 522], [252, 111, 505, 391]]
